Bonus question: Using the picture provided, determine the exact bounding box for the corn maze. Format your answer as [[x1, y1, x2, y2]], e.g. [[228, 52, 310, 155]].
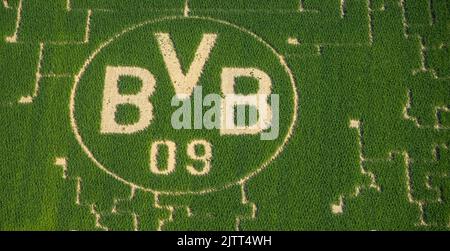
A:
[[0, 0, 449, 230]]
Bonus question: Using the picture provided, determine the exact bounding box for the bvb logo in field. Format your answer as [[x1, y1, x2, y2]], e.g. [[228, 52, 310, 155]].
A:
[[70, 16, 298, 194]]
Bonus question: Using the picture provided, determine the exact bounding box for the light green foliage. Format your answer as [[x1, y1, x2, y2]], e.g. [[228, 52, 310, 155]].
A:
[[159, 186, 255, 231], [0, 0, 449, 230]]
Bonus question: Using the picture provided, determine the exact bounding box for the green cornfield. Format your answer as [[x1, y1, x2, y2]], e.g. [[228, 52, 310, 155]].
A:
[[0, 0, 449, 230]]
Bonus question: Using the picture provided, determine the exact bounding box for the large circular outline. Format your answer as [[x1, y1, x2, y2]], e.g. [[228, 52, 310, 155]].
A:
[[70, 16, 299, 195]]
